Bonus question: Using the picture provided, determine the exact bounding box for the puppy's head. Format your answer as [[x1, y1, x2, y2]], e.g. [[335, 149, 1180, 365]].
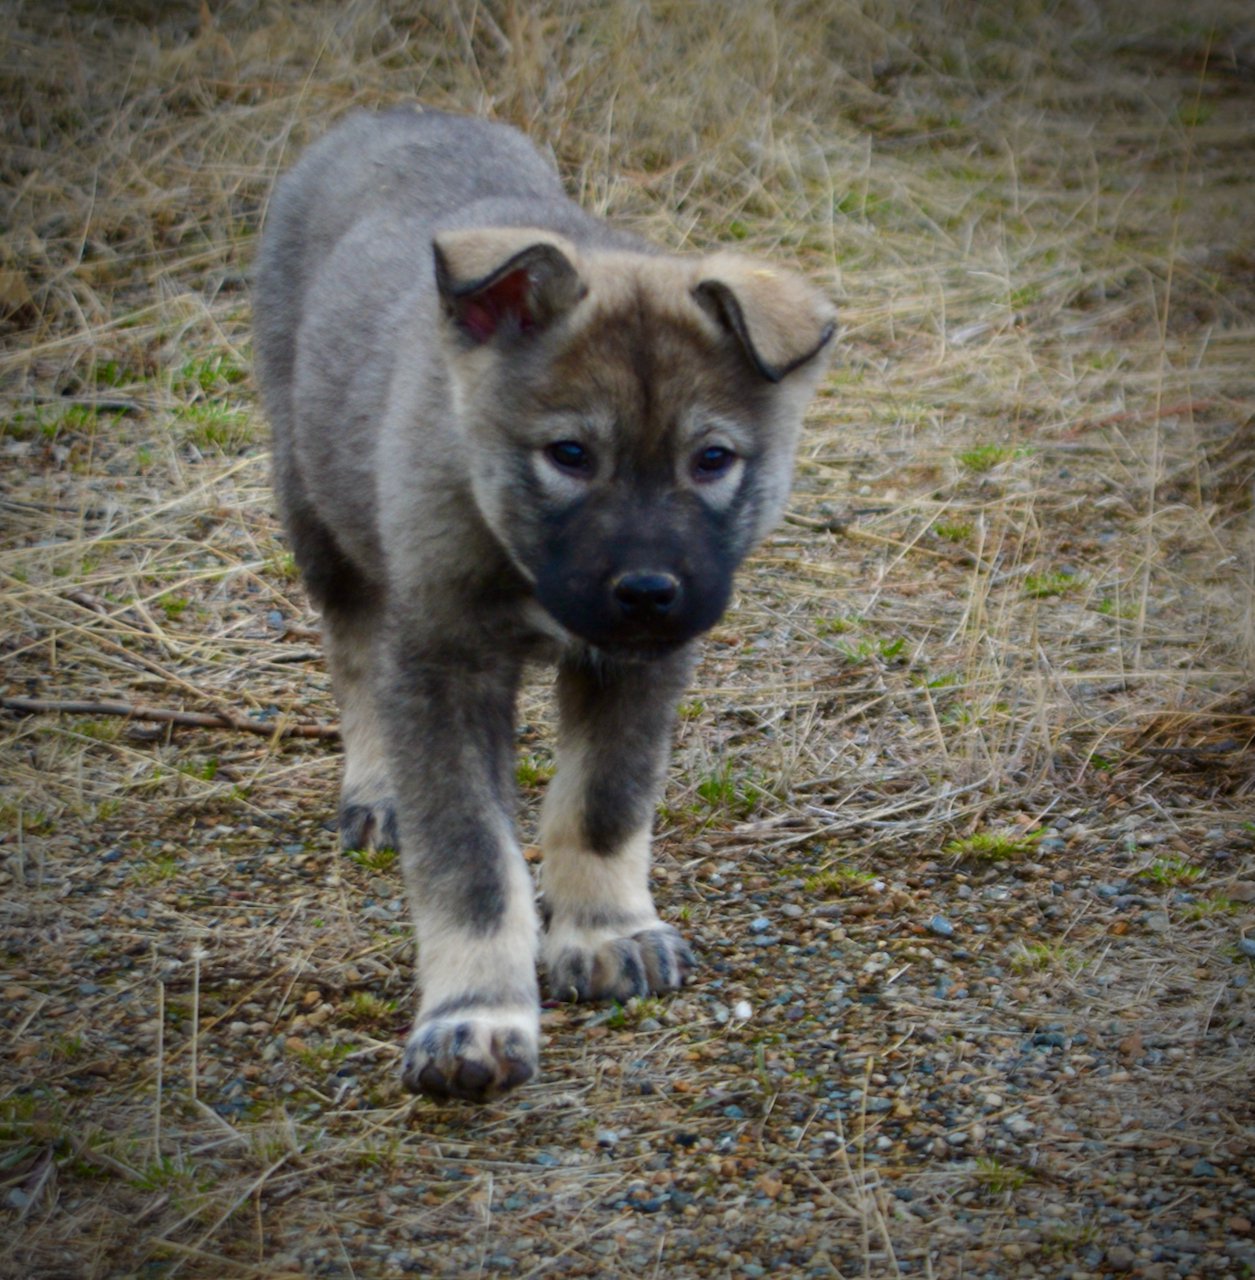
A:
[[434, 227, 835, 654]]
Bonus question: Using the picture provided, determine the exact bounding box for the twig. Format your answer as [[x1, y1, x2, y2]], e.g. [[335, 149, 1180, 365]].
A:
[[14, 1148, 56, 1223], [1061, 398, 1217, 437], [783, 506, 893, 533], [153, 978, 164, 1164], [1, 696, 340, 740]]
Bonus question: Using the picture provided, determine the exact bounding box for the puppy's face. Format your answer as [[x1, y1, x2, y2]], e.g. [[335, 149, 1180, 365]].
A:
[[436, 236, 834, 654]]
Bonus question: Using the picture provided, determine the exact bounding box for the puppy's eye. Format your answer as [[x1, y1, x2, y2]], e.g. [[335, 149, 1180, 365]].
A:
[[692, 444, 737, 481], [545, 440, 593, 476]]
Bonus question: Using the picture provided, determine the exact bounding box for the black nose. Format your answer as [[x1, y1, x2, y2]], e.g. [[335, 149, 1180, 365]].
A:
[[612, 571, 681, 618]]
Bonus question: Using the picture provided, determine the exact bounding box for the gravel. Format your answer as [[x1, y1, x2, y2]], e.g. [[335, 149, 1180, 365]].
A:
[[6, 804, 1252, 1277]]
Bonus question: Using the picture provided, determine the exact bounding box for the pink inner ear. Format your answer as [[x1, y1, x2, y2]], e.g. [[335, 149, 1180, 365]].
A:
[[458, 268, 534, 342]]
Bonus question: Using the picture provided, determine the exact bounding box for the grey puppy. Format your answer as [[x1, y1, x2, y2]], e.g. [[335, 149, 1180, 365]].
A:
[[253, 107, 834, 1101]]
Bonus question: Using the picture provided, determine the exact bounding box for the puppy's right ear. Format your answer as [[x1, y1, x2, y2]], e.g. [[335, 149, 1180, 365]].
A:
[[692, 254, 836, 383], [434, 228, 586, 343]]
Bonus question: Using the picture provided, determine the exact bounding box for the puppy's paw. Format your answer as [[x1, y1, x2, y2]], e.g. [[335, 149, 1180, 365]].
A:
[[544, 922, 695, 1003], [401, 1005, 538, 1102], [338, 795, 399, 852]]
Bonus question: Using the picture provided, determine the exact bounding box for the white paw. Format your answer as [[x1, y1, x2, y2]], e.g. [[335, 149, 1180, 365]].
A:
[[338, 793, 398, 851], [400, 1004, 538, 1101], [543, 919, 694, 1002]]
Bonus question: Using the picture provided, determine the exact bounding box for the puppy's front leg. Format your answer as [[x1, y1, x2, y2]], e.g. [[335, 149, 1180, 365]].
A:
[[541, 649, 696, 1002], [380, 633, 539, 1101]]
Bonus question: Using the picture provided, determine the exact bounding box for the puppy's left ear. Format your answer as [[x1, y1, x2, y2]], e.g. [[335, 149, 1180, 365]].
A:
[[693, 255, 836, 383], [434, 227, 586, 344]]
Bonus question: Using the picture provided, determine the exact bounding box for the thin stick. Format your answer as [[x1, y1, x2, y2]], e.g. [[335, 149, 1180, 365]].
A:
[[1, 697, 339, 740], [191, 950, 201, 1104], [153, 978, 164, 1164]]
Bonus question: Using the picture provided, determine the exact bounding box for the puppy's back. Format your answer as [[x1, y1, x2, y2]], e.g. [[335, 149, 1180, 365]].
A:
[[254, 109, 578, 412]]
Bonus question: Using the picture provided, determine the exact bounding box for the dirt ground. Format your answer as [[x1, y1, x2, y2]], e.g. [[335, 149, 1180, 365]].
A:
[[2, 2, 1253, 1277]]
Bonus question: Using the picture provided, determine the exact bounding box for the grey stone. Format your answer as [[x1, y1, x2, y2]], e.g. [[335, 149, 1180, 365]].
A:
[[928, 914, 956, 938]]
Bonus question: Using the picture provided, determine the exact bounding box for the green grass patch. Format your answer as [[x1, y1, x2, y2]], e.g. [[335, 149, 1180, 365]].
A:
[[92, 358, 135, 388], [973, 1156, 1032, 1195], [694, 762, 765, 821], [77, 719, 124, 742], [267, 551, 300, 583], [290, 1039, 354, 1072], [1024, 571, 1081, 599], [179, 757, 219, 782], [133, 854, 179, 884], [157, 593, 190, 621], [0, 804, 57, 837], [956, 443, 1015, 473], [181, 403, 256, 453], [1039, 1222, 1101, 1260], [835, 634, 907, 664], [51, 1032, 87, 1062], [134, 1155, 216, 1195], [1008, 940, 1078, 974], [815, 614, 860, 637], [944, 827, 1044, 862], [1139, 855, 1205, 887], [340, 991, 397, 1029], [600, 996, 666, 1030], [1181, 895, 1240, 921], [516, 754, 554, 787], [345, 846, 398, 872], [175, 353, 248, 397], [933, 520, 974, 543], [803, 864, 876, 896], [1095, 597, 1136, 618]]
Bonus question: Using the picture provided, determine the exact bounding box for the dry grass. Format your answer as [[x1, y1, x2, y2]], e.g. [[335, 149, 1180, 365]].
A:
[[2, 2, 1254, 1277]]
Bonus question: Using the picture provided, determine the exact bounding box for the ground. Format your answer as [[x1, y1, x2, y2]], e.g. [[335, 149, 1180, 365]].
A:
[[1, 2, 1253, 1277]]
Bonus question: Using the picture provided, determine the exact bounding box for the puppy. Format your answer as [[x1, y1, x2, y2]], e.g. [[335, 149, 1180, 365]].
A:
[[253, 107, 834, 1100]]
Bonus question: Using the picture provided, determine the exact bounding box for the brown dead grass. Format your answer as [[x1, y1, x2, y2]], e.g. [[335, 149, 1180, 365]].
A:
[[2, 2, 1254, 1277]]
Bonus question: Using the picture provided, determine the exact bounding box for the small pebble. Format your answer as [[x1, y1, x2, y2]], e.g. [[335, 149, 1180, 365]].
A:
[[732, 1000, 753, 1020], [1105, 1245, 1137, 1271], [748, 917, 771, 934], [1238, 936, 1255, 959], [928, 914, 955, 938]]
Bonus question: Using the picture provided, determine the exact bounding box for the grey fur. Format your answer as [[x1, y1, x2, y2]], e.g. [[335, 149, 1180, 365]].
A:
[[254, 106, 834, 1101]]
